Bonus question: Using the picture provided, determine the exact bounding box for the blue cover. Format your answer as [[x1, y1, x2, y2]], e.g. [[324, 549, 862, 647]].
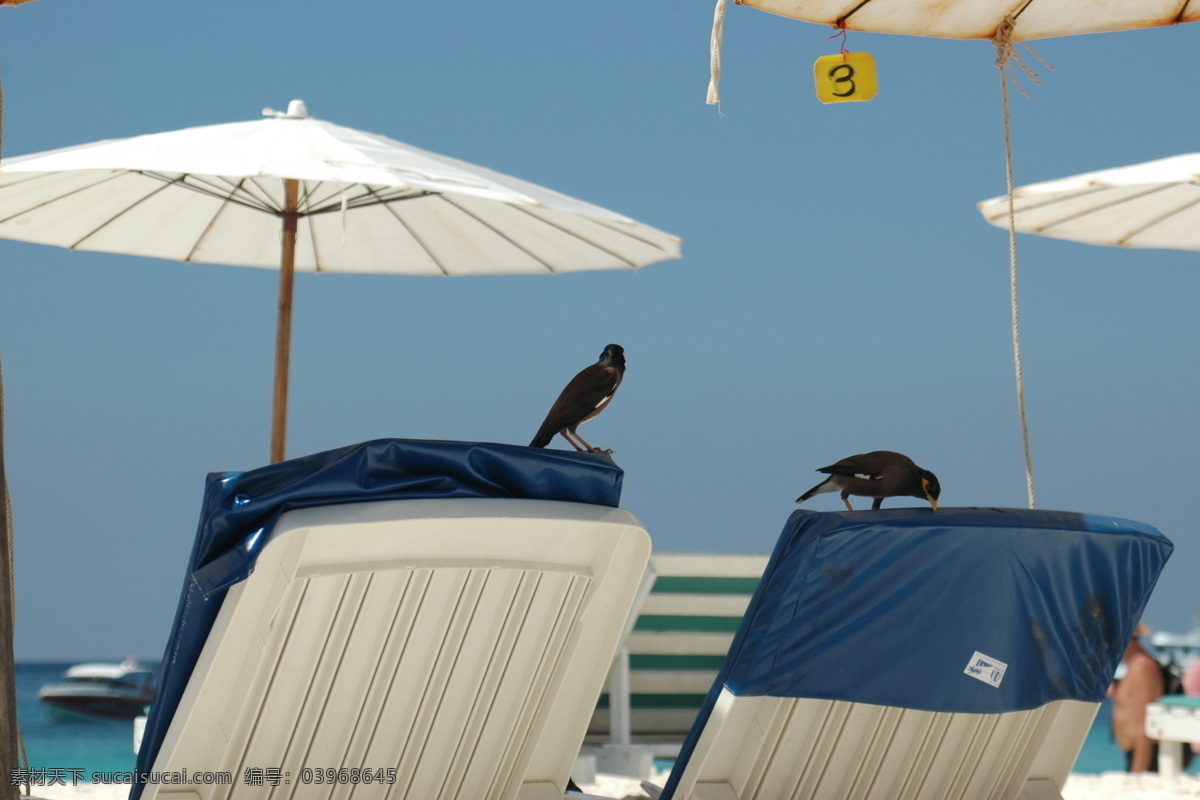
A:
[[663, 506, 1172, 800], [132, 439, 622, 796]]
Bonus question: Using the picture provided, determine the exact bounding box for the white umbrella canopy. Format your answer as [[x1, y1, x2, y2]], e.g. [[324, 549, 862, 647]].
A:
[[0, 100, 683, 462], [977, 152, 1200, 250], [735, 0, 1200, 40], [0, 100, 681, 275]]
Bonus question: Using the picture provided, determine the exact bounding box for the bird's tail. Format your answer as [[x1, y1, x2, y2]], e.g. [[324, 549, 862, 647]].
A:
[[529, 427, 554, 448], [795, 478, 832, 505]]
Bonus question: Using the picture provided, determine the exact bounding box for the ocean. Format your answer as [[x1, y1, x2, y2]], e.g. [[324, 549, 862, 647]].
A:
[[11, 661, 1187, 780]]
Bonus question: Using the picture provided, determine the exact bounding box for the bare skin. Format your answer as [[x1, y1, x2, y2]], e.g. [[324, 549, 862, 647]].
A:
[[1107, 637, 1164, 772]]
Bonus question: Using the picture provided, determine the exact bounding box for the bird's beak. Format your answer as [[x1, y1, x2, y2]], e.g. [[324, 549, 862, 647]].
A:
[[923, 478, 937, 512]]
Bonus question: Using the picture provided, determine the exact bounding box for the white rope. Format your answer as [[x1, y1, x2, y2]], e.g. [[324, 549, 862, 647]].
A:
[[994, 16, 1037, 509], [707, 0, 727, 105]]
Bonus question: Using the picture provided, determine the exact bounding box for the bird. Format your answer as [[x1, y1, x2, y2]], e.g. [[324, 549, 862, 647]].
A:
[[530, 344, 625, 453], [795, 451, 940, 511]]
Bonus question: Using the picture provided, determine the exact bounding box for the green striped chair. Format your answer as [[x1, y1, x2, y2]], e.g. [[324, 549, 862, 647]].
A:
[[582, 553, 768, 777]]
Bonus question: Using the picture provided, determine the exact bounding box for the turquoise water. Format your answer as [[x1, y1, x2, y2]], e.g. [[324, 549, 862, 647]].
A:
[[1074, 700, 1125, 774], [13, 661, 1191, 779]]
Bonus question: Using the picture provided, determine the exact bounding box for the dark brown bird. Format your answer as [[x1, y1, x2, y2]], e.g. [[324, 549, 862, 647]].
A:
[[795, 451, 940, 511], [530, 344, 625, 452]]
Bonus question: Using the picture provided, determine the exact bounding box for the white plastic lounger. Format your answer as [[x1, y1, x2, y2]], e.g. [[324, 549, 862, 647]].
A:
[[141, 497, 651, 800], [668, 691, 1097, 800], [1144, 696, 1200, 778], [657, 507, 1174, 800]]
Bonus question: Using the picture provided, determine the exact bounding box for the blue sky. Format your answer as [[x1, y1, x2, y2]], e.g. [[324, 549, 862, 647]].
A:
[[0, 1, 1197, 661]]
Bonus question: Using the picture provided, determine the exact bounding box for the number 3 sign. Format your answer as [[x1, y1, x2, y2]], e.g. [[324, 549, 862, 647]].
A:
[[814, 52, 878, 103]]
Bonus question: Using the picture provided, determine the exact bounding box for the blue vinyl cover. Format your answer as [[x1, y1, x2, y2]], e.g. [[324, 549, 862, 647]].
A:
[[663, 506, 1172, 800], [132, 439, 622, 797]]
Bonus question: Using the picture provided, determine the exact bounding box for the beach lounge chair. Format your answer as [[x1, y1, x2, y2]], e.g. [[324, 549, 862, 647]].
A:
[[1145, 695, 1200, 777], [658, 507, 1174, 800], [133, 439, 650, 800]]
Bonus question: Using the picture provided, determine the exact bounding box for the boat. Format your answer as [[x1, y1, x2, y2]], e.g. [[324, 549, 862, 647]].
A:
[[38, 659, 157, 722], [1150, 626, 1200, 668]]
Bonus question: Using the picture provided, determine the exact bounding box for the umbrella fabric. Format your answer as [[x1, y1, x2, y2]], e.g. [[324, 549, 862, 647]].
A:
[[0, 103, 682, 274], [978, 152, 1200, 251], [0, 101, 682, 463], [735, 0, 1200, 41]]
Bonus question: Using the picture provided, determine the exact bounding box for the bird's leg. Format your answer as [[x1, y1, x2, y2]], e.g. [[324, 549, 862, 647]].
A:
[[572, 430, 614, 455], [871, 498, 883, 510], [841, 494, 855, 512], [558, 430, 587, 452]]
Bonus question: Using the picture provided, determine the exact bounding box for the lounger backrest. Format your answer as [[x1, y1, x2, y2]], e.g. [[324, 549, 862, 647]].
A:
[[142, 498, 650, 800], [661, 507, 1174, 800]]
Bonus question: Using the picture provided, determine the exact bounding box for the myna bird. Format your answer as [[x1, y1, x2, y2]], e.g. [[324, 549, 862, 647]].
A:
[[530, 344, 625, 452], [795, 450, 940, 511]]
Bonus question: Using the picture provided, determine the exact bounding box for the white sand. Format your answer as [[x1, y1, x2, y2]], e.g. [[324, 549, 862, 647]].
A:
[[580, 771, 1200, 799], [577, 771, 1200, 799], [1063, 772, 1200, 799], [20, 771, 1200, 799]]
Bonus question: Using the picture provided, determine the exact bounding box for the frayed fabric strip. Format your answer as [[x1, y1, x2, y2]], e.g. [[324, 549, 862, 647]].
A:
[[708, 0, 727, 105]]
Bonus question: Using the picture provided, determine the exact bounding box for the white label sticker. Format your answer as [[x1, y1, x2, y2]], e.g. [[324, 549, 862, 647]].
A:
[[964, 651, 1007, 688]]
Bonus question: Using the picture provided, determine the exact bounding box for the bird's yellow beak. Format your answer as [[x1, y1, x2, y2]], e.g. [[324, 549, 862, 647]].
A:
[[923, 477, 937, 512]]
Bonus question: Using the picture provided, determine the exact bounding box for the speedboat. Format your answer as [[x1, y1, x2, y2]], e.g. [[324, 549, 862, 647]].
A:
[[38, 659, 157, 721]]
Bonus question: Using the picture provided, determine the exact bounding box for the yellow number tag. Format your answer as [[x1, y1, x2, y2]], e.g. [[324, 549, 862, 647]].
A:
[[814, 52, 878, 104]]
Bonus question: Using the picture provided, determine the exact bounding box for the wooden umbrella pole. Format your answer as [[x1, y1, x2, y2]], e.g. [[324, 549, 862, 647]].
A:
[[0, 62, 31, 800], [270, 178, 300, 464]]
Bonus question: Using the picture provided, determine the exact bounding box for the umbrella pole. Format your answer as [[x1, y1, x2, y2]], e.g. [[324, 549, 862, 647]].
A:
[[0, 67, 24, 800], [270, 178, 300, 464]]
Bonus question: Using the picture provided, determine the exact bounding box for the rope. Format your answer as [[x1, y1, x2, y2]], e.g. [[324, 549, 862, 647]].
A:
[[707, 0, 727, 106], [993, 16, 1038, 509]]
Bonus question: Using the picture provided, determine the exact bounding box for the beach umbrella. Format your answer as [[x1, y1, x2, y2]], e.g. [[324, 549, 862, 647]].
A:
[[977, 152, 1200, 251], [730, 0, 1200, 41], [0, 99, 683, 463], [708, 1, 1197, 509]]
